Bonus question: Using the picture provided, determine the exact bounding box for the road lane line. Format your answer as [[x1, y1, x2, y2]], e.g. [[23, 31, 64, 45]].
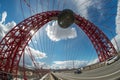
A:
[[64, 69, 120, 79]]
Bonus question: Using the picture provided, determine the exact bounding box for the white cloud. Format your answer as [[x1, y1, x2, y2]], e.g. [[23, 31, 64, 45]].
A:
[[0, 11, 7, 24], [51, 58, 99, 69], [116, 0, 120, 34], [112, 0, 120, 52], [87, 58, 99, 65], [51, 60, 88, 69], [72, 0, 90, 18], [72, 0, 103, 19], [45, 21, 77, 41], [19, 46, 47, 67], [0, 11, 16, 41], [33, 62, 50, 69], [111, 35, 120, 52], [25, 46, 47, 59]]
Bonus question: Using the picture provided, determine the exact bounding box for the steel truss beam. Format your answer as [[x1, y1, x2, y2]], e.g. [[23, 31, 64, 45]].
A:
[[0, 11, 117, 79]]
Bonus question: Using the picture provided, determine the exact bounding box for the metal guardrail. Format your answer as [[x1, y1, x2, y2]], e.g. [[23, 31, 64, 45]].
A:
[[82, 55, 120, 71], [82, 62, 106, 71]]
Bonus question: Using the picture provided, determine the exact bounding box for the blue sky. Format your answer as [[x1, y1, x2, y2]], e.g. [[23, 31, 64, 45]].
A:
[[0, 0, 120, 69]]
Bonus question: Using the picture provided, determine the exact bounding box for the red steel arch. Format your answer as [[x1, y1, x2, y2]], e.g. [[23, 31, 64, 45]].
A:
[[0, 11, 117, 76]]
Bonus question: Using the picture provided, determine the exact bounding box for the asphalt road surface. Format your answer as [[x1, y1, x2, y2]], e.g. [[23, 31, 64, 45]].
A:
[[54, 59, 120, 80]]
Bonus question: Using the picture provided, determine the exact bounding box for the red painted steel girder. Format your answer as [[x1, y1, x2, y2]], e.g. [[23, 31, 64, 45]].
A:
[[75, 15, 117, 62], [0, 11, 117, 78], [0, 11, 60, 78]]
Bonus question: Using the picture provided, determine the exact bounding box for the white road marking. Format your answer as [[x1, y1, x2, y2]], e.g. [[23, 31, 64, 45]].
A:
[[62, 69, 120, 79]]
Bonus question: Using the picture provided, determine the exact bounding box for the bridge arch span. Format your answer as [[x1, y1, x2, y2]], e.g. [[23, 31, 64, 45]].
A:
[[0, 11, 117, 75]]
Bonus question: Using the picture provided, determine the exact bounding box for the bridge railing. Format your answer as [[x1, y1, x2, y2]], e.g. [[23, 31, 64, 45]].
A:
[[82, 62, 106, 71]]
